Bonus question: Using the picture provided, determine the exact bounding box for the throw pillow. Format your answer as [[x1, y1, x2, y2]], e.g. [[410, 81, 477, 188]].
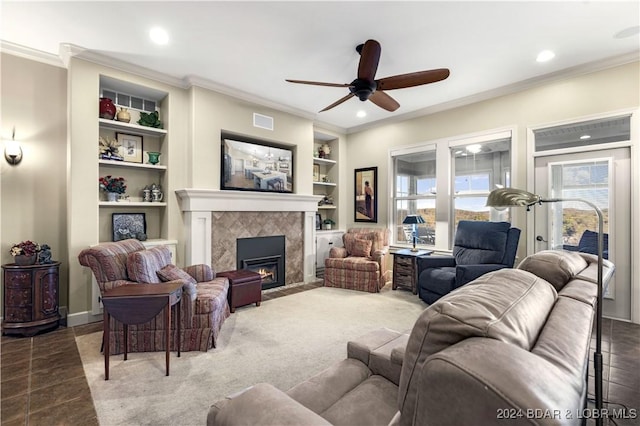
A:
[[157, 264, 198, 301], [351, 238, 373, 258]]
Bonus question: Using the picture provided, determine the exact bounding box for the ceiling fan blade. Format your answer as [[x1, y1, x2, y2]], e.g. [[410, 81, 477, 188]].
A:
[[376, 68, 450, 91], [320, 93, 355, 112], [369, 91, 400, 112], [286, 79, 351, 88], [357, 39, 381, 82]]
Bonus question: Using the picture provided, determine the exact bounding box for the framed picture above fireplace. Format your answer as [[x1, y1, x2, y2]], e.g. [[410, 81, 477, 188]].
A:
[[221, 136, 294, 193]]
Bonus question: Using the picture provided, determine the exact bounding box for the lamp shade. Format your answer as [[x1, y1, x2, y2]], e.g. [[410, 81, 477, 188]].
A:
[[486, 188, 541, 208], [403, 214, 425, 225]]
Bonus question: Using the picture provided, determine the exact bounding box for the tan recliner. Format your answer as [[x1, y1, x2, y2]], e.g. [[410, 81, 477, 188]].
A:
[[323, 228, 391, 293]]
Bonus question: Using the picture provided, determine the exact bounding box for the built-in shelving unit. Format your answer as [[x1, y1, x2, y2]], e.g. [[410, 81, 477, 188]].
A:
[[98, 76, 169, 243], [313, 132, 339, 229]]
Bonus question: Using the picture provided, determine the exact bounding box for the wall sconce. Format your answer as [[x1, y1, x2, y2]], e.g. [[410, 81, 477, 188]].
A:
[[4, 128, 22, 165]]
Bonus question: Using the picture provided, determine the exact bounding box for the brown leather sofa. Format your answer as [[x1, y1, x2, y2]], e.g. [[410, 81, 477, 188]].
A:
[[207, 250, 614, 426]]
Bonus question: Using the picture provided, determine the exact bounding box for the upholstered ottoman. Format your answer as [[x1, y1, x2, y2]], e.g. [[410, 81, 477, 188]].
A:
[[218, 270, 262, 313]]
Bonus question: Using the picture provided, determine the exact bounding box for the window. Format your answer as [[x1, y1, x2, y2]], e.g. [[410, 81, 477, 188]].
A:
[[391, 130, 512, 249], [393, 148, 437, 246], [451, 138, 511, 231]]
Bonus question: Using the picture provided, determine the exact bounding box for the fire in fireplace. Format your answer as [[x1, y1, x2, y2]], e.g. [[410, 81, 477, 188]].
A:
[[237, 235, 285, 290], [242, 255, 280, 286]]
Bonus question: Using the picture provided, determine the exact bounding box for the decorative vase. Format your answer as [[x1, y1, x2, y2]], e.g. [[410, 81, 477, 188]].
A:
[[15, 254, 37, 266], [107, 192, 118, 202], [99, 98, 117, 120], [116, 107, 131, 123], [147, 151, 161, 165]]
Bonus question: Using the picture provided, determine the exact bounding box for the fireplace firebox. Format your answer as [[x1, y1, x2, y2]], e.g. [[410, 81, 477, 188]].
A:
[[237, 236, 285, 290]]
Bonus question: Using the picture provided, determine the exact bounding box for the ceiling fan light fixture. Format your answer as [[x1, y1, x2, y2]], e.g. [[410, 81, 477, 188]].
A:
[[536, 50, 555, 63], [356, 110, 367, 118]]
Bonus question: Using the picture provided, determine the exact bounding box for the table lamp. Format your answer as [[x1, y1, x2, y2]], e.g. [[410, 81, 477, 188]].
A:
[[403, 215, 425, 252], [486, 187, 605, 426]]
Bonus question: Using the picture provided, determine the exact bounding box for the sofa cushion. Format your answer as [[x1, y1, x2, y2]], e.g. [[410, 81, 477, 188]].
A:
[[418, 267, 456, 296], [157, 264, 197, 301], [398, 268, 557, 425], [351, 238, 373, 258], [325, 257, 379, 272], [126, 245, 173, 283], [517, 249, 588, 291]]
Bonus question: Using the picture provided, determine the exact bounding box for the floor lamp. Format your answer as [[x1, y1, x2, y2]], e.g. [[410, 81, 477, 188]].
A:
[[403, 214, 425, 252], [486, 187, 605, 425]]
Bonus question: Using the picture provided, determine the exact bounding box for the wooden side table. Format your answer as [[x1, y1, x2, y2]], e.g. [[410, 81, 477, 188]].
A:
[[2, 262, 61, 336], [392, 249, 432, 294], [101, 282, 183, 380], [218, 269, 262, 313]]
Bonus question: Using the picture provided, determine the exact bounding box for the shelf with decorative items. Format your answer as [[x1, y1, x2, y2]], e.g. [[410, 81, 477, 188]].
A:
[[98, 77, 168, 243], [313, 133, 339, 230]]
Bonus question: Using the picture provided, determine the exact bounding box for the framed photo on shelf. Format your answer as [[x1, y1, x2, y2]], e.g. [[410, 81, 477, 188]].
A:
[[117, 133, 143, 163], [354, 166, 377, 223], [112, 213, 146, 242], [313, 164, 320, 182], [316, 213, 322, 230]]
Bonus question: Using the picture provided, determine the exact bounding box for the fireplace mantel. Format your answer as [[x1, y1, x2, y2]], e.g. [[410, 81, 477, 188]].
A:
[[176, 189, 321, 283], [176, 189, 321, 212]]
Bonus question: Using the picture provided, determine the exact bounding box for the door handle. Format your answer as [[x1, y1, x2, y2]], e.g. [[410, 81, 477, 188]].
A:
[[536, 235, 548, 243]]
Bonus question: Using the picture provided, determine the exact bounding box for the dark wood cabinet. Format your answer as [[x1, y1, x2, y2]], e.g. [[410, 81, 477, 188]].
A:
[[392, 250, 432, 294], [2, 262, 61, 336]]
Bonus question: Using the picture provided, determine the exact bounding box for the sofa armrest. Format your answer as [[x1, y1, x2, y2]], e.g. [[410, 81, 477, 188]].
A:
[[455, 264, 508, 287], [101, 279, 134, 292], [329, 246, 348, 258], [182, 264, 214, 282], [416, 255, 456, 272], [207, 383, 331, 426]]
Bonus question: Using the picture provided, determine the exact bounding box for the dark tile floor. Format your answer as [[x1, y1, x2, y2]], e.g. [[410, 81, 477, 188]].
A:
[[1, 282, 638, 425]]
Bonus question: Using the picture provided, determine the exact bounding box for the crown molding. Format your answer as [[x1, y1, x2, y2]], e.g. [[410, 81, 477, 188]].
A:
[[184, 74, 317, 122], [0, 40, 65, 68], [346, 51, 640, 134]]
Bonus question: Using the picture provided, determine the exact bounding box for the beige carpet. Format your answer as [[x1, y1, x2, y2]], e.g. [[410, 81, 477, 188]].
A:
[[76, 286, 426, 425]]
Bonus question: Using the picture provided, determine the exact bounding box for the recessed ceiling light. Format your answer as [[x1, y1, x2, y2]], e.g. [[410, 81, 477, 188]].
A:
[[580, 134, 591, 140], [356, 110, 367, 118], [536, 50, 555, 63], [149, 27, 169, 45]]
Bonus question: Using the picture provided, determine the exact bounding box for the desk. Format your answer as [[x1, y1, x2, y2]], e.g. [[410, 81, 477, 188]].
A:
[[392, 249, 432, 294], [101, 282, 183, 380]]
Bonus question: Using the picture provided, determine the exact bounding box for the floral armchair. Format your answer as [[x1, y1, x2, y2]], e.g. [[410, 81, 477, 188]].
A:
[[78, 239, 230, 354], [324, 228, 391, 293]]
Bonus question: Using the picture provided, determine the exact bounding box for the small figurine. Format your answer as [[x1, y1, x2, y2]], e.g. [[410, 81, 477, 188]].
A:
[[38, 244, 53, 264]]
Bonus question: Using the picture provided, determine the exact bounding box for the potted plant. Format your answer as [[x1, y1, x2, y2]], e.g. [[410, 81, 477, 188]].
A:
[[10, 240, 40, 266], [99, 175, 127, 202], [323, 218, 336, 230]]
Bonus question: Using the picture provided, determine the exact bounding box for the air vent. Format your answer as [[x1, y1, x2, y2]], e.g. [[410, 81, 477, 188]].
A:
[[253, 113, 274, 131]]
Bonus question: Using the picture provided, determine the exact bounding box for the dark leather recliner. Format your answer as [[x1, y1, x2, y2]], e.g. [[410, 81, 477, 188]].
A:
[[563, 229, 609, 259], [417, 220, 521, 304]]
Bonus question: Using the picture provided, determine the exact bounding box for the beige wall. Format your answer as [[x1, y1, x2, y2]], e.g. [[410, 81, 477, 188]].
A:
[[1, 53, 68, 316], [190, 86, 315, 192]]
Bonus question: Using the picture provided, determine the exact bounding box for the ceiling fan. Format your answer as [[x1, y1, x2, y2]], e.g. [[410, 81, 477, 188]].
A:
[[286, 39, 450, 112]]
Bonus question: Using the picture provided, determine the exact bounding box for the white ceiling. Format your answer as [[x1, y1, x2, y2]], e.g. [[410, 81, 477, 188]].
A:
[[1, 1, 639, 132]]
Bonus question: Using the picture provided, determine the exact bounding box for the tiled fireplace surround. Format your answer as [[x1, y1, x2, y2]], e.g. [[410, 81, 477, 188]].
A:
[[176, 189, 320, 285]]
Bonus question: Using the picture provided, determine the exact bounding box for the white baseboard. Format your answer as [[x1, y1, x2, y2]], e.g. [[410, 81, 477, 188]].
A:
[[67, 310, 102, 327]]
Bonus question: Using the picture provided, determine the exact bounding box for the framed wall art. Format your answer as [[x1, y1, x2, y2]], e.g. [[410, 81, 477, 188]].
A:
[[117, 132, 143, 163], [112, 213, 146, 241], [354, 167, 377, 223]]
